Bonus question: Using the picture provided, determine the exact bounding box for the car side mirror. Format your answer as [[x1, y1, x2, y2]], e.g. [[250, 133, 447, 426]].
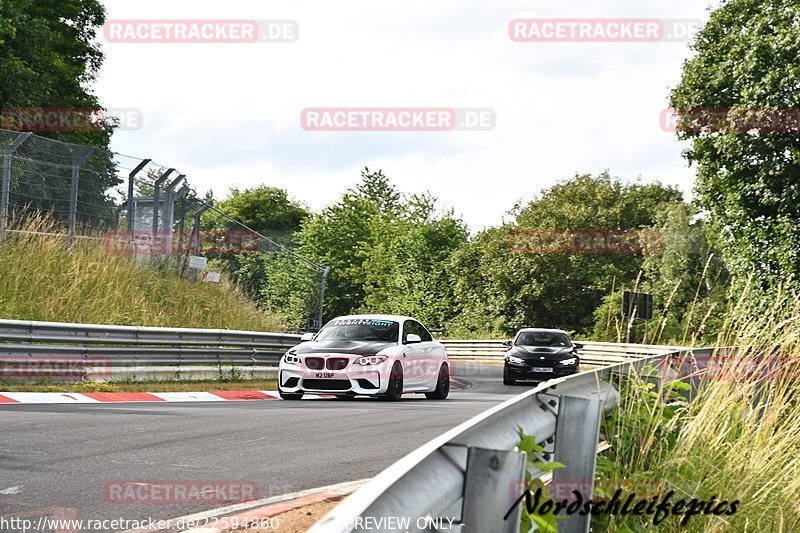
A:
[[405, 334, 422, 344], [573, 342, 583, 350], [300, 332, 314, 342], [502, 340, 512, 347]]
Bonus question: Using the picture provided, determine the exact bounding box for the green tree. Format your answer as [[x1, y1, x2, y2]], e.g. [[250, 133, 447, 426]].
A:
[[448, 172, 684, 337], [669, 0, 800, 286], [201, 186, 309, 305], [0, 0, 118, 225], [267, 168, 467, 328], [592, 204, 729, 343]]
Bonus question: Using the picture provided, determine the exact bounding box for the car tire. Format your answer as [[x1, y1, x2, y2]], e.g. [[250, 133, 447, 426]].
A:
[[381, 362, 404, 401], [425, 364, 450, 400], [503, 367, 516, 386], [279, 391, 304, 400]]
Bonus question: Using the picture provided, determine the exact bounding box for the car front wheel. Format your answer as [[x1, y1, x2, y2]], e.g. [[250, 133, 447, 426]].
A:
[[503, 366, 516, 386], [381, 362, 404, 401], [425, 364, 450, 400]]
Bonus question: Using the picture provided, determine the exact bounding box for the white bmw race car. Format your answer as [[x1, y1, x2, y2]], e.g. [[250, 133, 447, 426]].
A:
[[277, 314, 450, 401]]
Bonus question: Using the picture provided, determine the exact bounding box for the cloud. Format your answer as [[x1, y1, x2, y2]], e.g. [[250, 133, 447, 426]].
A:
[[97, 0, 710, 230]]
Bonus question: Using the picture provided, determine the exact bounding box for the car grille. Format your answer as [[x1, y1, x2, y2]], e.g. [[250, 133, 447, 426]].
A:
[[302, 379, 351, 391], [305, 357, 325, 370], [326, 357, 349, 370]]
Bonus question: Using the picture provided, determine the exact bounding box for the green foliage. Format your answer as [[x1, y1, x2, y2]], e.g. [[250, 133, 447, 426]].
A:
[[200, 186, 310, 310], [669, 0, 800, 287], [593, 374, 690, 531], [270, 167, 468, 328], [448, 172, 684, 337], [515, 427, 566, 533], [205, 186, 308, 235], [592, 204, 729, 344], [0, 0, 118, 221]]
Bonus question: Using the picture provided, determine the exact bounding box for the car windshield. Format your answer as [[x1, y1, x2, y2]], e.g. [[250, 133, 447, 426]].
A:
[[515, 331, 571, 347], [315, 318, 399, 342]]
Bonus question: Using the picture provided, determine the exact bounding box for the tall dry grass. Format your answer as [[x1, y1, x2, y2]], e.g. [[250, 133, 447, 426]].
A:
[[600, 281, 800, 531], [0, 218, 284, 331]]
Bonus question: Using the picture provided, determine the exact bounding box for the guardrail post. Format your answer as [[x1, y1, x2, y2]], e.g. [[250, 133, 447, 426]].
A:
[[68, 147, 96, 246], [462, 447, 526, 533], [551, 395, 603, 533], [1, 132, 32, 242]]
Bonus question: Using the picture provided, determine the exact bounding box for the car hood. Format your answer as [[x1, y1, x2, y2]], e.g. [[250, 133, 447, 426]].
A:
[[291, 340, 396, 356], [508, 345, 576, 361]]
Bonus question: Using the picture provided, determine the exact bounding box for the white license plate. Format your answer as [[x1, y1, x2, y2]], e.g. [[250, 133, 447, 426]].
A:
[[315, 372, 335, 378], [531, 367, 553, 373]]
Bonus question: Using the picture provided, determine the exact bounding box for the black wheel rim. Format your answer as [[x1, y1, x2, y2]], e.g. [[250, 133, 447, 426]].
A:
[[391, 366, 402, 397]]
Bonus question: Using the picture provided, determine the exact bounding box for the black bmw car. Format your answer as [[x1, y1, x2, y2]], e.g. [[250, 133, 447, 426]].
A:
[[502, 328, 582, 385]]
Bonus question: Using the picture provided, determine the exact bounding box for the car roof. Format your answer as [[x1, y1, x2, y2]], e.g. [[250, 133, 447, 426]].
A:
[[330, 314, 415, 323], [515, 328, 570, 336]]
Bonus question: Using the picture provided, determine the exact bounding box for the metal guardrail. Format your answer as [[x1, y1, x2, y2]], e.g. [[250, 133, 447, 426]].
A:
[[309, 347, 706, 533], [0, 318, 302, 379], [441, 339, 686, 366], [0, 319, 687, 384]]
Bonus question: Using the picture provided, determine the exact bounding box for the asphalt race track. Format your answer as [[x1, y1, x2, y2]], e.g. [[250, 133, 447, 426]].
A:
[[0, 363, 522, 528]]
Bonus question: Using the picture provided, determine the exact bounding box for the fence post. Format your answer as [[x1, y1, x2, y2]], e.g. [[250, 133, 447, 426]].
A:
[[163, 174, 185, 260], [68, 147, 97, 246], [126, 159, 151, 233], [151, 168, 174, 261], [551, 395, 603, 533], [190, 201, 212, 280], [316, 266, 331, 330], [1, 132, 32, 242], [175, 185, 190, 271]]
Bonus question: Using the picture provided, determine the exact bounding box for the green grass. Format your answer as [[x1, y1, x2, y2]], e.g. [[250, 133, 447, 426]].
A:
[[596, 282, 800, 532], [0, 217, 284, 330]]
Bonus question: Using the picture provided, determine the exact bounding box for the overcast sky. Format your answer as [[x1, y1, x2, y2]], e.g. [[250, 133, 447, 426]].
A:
[[97, 0, 718, 231]]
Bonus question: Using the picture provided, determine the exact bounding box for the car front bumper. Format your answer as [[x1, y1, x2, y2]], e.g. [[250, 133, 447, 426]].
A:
[[505, 361, 579, 381], [278, 364, 388, 395]]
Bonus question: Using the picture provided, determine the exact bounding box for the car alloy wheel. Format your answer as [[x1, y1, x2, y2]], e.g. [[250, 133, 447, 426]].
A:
[[382, 362, 404, 401], [425, 363, 450, 399]]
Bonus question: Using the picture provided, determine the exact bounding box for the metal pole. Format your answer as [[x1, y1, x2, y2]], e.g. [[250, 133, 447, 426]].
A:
[[175, 185, 190, 270], [68, 147, 97, 246], [191, 201, 212, 282], [1, 132, 31, 242], [192, 201, 212, 256], [163, 174, 184, 260], [126, 159, 150, 233], [151, 168, 174, 260], [316, 266, 330, 330]]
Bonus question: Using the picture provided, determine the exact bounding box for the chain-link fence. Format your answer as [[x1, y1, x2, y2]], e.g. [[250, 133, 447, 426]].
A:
[[0, 128, 328, 330]]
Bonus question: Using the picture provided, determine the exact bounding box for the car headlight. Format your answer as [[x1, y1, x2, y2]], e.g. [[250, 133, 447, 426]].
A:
[[354, 355, 388, 366], [283, 351, 301, 365], [560, 358, 577, 366], [506, 355, 525, 365]]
